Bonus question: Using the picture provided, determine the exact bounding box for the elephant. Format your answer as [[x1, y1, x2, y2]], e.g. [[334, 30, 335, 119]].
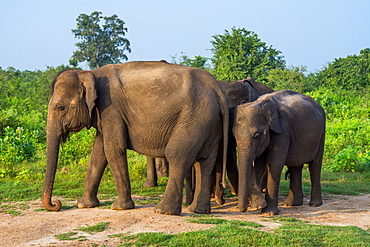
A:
[[43, 61, 229, 215], [234, 90, 325, 215], [211, 77, 274, 205]]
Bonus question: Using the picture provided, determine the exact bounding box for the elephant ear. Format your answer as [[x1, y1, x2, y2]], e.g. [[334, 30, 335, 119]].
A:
[[241, 79, 257, 102], [262, 99, 282, 133], [78, 71, 97, 118]]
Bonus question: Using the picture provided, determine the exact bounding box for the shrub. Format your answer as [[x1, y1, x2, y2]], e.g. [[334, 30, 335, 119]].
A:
[[0, 127, 42, 176], [58, 128, 95, 167], [327, 146, 370, 172]]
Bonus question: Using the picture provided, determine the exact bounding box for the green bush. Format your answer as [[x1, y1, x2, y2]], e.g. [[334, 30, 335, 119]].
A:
[[323, 118, 369, 172], [307, 86, 370, 172], [327, 146, 370, 172], [0, 127, 44, 178], [0, 127, 42, 173], [308, 87, 370, 120], [58, 128, 96, 167]]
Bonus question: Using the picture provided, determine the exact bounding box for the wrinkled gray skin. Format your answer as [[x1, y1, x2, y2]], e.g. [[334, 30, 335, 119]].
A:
[[43, 61, 229, 215], [234, 90, 325, 215]]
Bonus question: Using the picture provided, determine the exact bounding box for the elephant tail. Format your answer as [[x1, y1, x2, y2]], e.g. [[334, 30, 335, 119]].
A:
[[218, 86, 229, 189]]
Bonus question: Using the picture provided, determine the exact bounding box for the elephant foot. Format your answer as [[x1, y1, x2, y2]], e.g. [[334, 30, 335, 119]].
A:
[[284, 197, 303, 207], [77, 196, 100, 208], [309, 197, 323, 207], [143, 180, 158, 188], [229, 183, 238, 195], [261, 205, 279, 215], [215, 186, 225, 205], [248, 198, 267, 211], [154, 201, 181, 215], [188, 202, 211, 214], [248, 193, 266, 211], [111, 198, 135, 210]]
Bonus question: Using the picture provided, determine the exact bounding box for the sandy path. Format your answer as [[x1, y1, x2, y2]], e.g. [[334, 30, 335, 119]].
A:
[[1, 194, 369, 246]]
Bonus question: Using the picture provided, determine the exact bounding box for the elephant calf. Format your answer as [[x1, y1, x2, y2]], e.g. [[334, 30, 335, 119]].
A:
[[234, 90, 326, 215]]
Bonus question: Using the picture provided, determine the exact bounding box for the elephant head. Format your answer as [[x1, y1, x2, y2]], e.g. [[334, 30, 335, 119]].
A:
[[234, 98, 281, 212], [219, 77, 274, 121], [219, 79, 257, 111], [43, 70, 97, 211]]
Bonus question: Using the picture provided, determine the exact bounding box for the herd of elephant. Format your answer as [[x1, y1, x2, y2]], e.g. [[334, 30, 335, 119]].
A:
[[43, 61, 325, 216]]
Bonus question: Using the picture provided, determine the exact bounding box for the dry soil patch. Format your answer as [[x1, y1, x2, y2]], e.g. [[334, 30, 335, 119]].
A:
[[1, 194, 369, 246]]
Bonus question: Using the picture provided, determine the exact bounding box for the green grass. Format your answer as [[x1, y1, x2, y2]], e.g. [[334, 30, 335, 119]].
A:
[[54, 232, 85, 241], [278, 168, 370, 196], [114, 218, 370, 246], [0, 202, 29, 216], [54, 222, 111, 242], [186, 214, 265, 228], [76, 222, 110, 234]]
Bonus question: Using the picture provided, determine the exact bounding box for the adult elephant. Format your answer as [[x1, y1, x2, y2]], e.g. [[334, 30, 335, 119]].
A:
[[43, 61, 229, 215], [211, 77, 274, 205], [234, 90, 325, 215]]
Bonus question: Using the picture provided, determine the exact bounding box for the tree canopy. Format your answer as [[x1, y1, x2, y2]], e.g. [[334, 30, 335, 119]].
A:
[[266, 66, 316, 93], [210, 28, 285, 81], [318, 48, 370, 90], [171, 53, 210, 70], [70, 11, 131, 69]]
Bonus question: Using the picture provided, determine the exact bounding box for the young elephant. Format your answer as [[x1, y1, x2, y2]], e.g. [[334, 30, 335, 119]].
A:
[[234, 90, 325, 215]]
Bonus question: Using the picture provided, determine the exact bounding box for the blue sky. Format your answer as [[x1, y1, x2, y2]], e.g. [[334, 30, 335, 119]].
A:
[[1, 0, 369, 72]]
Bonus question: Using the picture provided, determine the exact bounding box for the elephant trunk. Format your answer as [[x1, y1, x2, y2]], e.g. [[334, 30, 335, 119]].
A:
[[42, 114, 62, 211], [237, 142, 254, 212]]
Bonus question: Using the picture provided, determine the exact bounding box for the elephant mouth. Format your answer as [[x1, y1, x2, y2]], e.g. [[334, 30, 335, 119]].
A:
[[58, 131, 69, 143], [67, 125, 86, 132], [58, 124, 84, 143]]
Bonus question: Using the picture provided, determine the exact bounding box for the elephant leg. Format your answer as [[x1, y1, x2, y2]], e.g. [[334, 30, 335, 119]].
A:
[[248, 158, 267, 211], [284, 165, 304, 206], [188, 143, 219, 214], [143, 156, 158, 187], [102, 124, 134, 210], [261, 162, 284, 216], [108, 150, 135, 210], [184, 165, 195, 205], [154, 156, 193, 215], [77, 130, 107, 208], [226, 140, 238, 195], [156, 158, 169, 177], [308, 137, 324, 207], [214, 142, 225, 205], [255, 155, 267, 193]]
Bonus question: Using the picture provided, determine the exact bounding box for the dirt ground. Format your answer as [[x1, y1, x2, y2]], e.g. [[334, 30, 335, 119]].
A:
[[1, 194, 370, 246]]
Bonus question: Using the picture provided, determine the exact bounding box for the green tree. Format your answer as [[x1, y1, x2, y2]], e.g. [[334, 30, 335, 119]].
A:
[[70, 11, 131, 69], [171, 53, 210, 70], [210, 27, 285, 81], [319, 48, 370, 90], [267, 65, 314, 93]]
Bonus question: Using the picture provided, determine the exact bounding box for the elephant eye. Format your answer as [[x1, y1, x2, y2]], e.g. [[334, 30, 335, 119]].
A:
[[253, 132, 260, 138], [57, 105, 67, 112]]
